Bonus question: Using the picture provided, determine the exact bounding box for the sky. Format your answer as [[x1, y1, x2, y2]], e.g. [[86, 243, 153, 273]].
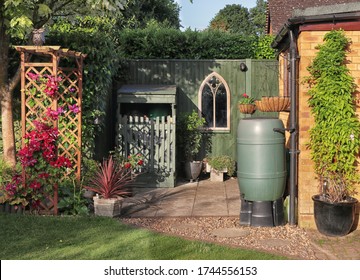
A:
[[175, 0, 258, 31]]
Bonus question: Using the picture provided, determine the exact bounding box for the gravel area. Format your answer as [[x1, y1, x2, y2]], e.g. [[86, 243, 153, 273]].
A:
[[120, 217, 317, 259]]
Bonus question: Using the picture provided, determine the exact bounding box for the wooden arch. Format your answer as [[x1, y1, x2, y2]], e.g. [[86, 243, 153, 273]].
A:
[[16, 46, 86, 214]]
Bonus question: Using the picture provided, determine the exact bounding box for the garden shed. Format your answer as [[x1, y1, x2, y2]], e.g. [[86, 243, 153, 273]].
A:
[[114, 59, 280, 188], [116, 84, 177, 188]]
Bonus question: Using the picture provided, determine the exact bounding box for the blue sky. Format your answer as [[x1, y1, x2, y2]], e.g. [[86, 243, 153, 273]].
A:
[[175, 0, 258, 30]]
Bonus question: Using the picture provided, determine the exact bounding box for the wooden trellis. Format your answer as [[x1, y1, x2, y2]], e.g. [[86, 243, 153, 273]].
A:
[[16, 46, 86, 214]]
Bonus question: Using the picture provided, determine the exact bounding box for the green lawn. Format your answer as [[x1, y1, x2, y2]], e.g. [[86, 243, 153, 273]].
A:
[[0, 214, 287, 260]]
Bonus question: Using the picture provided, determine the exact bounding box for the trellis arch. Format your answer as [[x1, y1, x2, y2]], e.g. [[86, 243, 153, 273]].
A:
[[16, 46, 86, 213]]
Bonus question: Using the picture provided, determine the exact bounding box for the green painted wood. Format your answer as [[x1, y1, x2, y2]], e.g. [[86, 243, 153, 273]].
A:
[[116, 115, 176, 188], [121, 59, 279, 163]]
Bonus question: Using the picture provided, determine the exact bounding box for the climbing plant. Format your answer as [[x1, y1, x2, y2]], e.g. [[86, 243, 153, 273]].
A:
[[305, 29, 360, 201], [48, 17, 120, 158]]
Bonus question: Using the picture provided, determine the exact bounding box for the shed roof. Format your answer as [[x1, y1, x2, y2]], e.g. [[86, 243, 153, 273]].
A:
[[117, 84, 176, 104]]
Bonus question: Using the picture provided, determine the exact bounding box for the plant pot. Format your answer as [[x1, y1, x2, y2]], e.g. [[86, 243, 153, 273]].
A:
[[210, 168, 227, 182], [83, 190, 95, 199], [312, 195, 358, 237], [184, 161, 203, 182], [238, 104, 256, 114], [93, 196, 123, 217]]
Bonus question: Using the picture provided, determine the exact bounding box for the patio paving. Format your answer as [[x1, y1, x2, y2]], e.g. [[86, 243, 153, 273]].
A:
[[121, 177, 360, 260]]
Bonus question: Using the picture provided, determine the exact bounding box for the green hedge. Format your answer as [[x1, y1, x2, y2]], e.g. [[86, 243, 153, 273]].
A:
[[118, 28, 257, 59]]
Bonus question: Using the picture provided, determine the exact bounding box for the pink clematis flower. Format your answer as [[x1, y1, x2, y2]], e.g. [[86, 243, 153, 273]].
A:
[[68, 104, 80, 114]]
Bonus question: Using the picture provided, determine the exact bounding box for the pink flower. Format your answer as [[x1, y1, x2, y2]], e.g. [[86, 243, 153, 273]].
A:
[[39, 172, 50, 179], [44, 76, 60, 97], [27, 72, 39, 80], [242, 93, 249, 98], [45, 107, 65, 121], [68, 104, 80, 114], [29, 181, 41, 190]]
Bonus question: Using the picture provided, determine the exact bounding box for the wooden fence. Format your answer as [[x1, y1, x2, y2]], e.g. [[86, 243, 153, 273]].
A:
[[116, 115, 176, 188]]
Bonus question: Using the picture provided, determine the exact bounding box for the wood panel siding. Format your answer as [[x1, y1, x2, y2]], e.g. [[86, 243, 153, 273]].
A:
[[119, 59, 279, 161]]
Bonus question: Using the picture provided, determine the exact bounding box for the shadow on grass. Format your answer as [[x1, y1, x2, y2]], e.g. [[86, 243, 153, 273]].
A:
[[0, 213, 286, 260]]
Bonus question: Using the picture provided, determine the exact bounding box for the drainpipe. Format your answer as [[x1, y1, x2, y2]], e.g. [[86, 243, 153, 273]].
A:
[[288, 30, 298, 226]]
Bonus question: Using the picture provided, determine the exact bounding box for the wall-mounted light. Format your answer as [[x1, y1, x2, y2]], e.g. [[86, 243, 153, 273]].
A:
[[240, 62, 247, 72]]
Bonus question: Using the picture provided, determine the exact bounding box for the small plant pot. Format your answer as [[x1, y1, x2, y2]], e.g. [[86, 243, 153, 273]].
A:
[[238, 104, 256, 114], [184, 161, 203, 182], [93, 196, 123, 217], [210, 168, 227, 182]]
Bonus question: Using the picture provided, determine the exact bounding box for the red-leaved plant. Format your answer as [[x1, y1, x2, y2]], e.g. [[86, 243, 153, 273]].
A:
[[84, 156, 133, 199]]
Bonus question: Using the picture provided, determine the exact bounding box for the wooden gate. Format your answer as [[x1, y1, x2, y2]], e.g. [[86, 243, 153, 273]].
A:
[[116, 115, 176, 188]]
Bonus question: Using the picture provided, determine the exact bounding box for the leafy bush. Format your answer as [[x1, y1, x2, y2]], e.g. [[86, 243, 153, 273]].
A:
[[207, 155, 236, 176], [254, 34, 276, 59], [118, 27, 257, 59], [177, 110, 206, 161], [58, 179, 90, 216]]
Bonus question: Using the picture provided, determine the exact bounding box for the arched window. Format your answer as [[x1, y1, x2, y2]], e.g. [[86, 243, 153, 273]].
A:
[[198, 72, 230, 131]]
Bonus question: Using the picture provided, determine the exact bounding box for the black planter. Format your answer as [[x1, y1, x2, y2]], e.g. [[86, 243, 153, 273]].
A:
[[312, 195, 358, 237]]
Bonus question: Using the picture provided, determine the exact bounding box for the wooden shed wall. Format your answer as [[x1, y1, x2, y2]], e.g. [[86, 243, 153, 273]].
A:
[[119, 59, 279, 160]]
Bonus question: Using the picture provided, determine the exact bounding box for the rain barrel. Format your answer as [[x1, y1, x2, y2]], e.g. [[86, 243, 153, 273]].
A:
[[237, 118, 286, 201]]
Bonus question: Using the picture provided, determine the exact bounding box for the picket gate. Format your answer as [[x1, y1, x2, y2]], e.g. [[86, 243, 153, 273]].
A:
[[116, 115, 176, 188]]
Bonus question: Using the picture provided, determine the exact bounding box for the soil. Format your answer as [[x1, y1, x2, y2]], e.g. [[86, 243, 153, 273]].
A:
[[120, 217, 317, 259]]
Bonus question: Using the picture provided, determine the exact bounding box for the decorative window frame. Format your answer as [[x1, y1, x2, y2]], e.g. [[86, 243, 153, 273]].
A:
[[198, 72, 231, 131]]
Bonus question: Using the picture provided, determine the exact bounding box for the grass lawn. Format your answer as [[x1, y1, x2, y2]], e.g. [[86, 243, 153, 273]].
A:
[[0, 213, 287, 260]]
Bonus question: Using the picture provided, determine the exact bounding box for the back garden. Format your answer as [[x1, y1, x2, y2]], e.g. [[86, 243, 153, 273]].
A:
[[0, 2, 285, 260], [0, 11, 276, 217]]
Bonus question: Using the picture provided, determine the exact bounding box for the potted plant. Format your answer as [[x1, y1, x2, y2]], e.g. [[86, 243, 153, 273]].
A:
[[306, 29, 359, 236], [205, 155, 236, 182], [177, 110, 206, 182], [238, 93, 256, 114], [84, 155, 142, 217]]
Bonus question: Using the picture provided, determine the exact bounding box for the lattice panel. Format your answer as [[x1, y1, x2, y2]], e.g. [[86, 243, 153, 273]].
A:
[[17, 46, 86, 215], [23, 67, 82, 177]]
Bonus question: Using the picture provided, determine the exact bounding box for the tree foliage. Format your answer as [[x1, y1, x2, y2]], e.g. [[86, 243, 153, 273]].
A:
[[120, 0, 181, 29], [208, 1, 267, 36], [249, 0, 267, 36], [0, 0, 126, 166], [209, 4, 253, 36]]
